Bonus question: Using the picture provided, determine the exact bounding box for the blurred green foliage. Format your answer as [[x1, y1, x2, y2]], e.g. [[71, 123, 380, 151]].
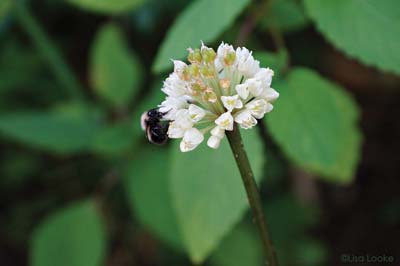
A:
[[0, 0, 398, 265], [266, 68, 362, 183], [90, 23, 143, 107], [31, 200, 106, 266], [153, 0, 250, 73], [304, 0, 400, 74], [67, 0, 145, 14]]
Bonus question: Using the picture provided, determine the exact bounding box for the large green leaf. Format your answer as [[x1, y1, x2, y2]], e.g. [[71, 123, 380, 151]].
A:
[[124, 145, 183, 250], [0, 111, 101, 154], [170, 129, 264, 263], [266, 68, 362, 183], [90, 122, 137, 156], [210, 223, 262, 266], [67, 0, 144, 14], [152, 0, 250, 73], [31, 200, 106, 266], [304, 0, 400, 74], [261, 0, 309, 33], [90, 23, 143, 107]]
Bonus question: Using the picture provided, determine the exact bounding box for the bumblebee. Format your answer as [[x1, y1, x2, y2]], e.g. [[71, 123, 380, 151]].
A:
[[140, 108, 169, 145]]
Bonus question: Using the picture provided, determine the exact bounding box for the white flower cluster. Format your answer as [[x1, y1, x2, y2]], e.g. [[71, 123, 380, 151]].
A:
[[159, 42, 279, 152]]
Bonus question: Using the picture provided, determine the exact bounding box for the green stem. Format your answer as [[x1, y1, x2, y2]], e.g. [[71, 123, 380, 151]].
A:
[[14, 2, 84, 100], [226, 124, 279, 266]]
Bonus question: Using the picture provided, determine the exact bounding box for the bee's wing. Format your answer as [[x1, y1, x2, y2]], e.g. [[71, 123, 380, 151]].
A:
[[140, 112, 148, 130], [145, 126, 152, 139]]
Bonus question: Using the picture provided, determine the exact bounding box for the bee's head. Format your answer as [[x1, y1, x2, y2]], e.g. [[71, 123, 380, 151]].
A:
[[147, 108, 163, 119]]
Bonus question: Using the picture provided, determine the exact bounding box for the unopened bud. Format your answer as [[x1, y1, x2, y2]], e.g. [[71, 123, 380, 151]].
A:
[[188, 64, 200, 78], [188, 48, 202, 63], [203, 88, 217, 103], [200, 65, 215, 78], [219, 78, 230, 90], [181, 66, 191, 81], [191, 82, 204, 95], [201, 47, 216, 64]]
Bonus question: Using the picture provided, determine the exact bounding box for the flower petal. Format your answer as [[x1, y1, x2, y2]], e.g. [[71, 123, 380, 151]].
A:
[[246, 99, 268, 119], [207, 135, 222, 149], [235, 83, 249, 99], [210, 126, 225, 138], [215, 112, 234, 131], [221, 95, 243, 112], [261, 87, 279, 102], [188, 104, 206, 122], [234, 110, 257, 129], [180, 128, 204, 152]]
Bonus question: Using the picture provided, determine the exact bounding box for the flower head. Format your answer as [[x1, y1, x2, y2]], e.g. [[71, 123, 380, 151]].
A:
[[158, 42, 279, 152]]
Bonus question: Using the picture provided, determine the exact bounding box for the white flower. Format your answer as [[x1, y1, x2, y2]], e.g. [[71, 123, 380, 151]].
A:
[[246, 99, 271, 119], [167, 109, 193, 138], [221, 95, 243, 112], [216, 42, 236, 70], [168, 121, 185, 138], [162, 73, 187, 97], [188, 104, 205, 122], [215, 112, 234, 131], [236, 47, 260, 77], [210, 126, 225, 138], [254, 68, 274, 89], [153, 42, 278, 152], [245, 78, 263, 97], [260, 87, 279, 102], [159, 96, 189, 120], [180, 128, 204, 152], [234, 110, 258, 129], [207, 135, 222, 149], [173, 60, 187, 76], [235, 83, 249, 99]]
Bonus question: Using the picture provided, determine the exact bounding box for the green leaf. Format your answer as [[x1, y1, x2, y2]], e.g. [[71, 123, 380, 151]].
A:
[[304, 0, 400, 74], [266, 68, 362, 183], [210, 223, 262, 266], [0, 111, 101, 154], [90, 122, 137, 156], [31, 200, 106, 266], [170, 129, 264, 263], [152, 0, 250, 73], [124, 145, 183, 250], [253, 50, 288, 79], [260, 0, 309, 33], [67, 0, 145, 14], [90, 23, 143, 107], [0, 0, 12, 23]]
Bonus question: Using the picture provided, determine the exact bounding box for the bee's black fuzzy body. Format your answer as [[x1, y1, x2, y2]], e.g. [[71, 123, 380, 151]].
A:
[[141, 108, 169, 145]]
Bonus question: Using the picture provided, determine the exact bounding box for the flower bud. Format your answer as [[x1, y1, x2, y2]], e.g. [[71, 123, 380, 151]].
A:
[[203, 88, 217, 103], [201, 47, 216, 64], [188, 64, 200, 78], [200, 65, 215, 78], [224, 51, 236, 66], [219, 78, 231, 94], [191, 82, 204, 95], [207, 135, 222, 149], [188, 48, 202, 63], [181, 66, 191, 81]]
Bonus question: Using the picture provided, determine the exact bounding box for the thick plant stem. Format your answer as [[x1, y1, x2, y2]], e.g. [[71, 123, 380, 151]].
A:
[[14, 2, 84, 100], [226, 124, 278, 266]]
